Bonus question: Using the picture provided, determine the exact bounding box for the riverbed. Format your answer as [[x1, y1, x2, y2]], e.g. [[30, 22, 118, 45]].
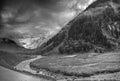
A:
[[14, 55, 43, 74]]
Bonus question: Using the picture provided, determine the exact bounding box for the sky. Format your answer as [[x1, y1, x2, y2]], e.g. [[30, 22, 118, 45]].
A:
[[1, 0, 94, 37], [0, 0, 96, 49]]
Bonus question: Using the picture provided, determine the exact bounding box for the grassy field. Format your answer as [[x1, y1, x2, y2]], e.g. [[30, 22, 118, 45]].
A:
[[30, 52, 120, 80], [0, 51, 35, 67]]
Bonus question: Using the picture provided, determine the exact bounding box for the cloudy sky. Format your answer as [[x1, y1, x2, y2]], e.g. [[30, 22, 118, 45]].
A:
[[0, 0, 96, 48], [1, 0, 95, 37]]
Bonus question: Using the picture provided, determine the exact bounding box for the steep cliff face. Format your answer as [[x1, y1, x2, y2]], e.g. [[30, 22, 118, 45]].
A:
[[39, 0, 120, 54]]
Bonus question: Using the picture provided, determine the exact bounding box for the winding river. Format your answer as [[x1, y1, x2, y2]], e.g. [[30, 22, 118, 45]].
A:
[[0, 55, 55, 81], [14, 55, 42, 74]]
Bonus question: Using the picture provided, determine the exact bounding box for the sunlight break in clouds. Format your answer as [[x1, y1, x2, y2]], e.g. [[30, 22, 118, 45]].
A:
[[1, 0, 96, 49]]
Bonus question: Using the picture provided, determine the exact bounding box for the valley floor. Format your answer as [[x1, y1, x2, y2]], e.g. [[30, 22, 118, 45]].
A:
[[30, 51, 120, 81]]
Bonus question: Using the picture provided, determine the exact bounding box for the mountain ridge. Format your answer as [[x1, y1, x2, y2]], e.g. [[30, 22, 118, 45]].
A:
[[37, 0, 120, 55], [0, 0, 120, 55]]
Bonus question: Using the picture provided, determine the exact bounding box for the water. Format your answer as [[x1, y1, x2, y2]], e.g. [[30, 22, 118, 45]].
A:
[[0, 66, 49, 81]]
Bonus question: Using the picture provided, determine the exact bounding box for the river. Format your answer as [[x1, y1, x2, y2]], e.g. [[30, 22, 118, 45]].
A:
[[14, 55, 43, 74], [0, 55, 55, 81]]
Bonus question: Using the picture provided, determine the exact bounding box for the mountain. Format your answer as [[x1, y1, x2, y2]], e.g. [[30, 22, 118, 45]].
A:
[[37, 0, 120, 55], [0, 0, 120, 55]]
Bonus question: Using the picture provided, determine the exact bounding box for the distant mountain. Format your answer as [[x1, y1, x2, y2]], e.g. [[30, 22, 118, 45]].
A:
[[37, 0, 120, 54]]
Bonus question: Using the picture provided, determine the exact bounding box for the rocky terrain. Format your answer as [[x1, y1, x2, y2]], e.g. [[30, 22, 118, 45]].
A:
[[37, 0, 120, 55]]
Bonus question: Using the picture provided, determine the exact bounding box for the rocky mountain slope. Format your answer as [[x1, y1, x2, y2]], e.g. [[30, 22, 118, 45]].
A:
[[38, 0, 120, 55]]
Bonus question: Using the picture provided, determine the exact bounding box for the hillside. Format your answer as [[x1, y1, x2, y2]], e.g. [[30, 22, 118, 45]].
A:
[[38, 0, 120, 55], [0, 51, 34, 67]]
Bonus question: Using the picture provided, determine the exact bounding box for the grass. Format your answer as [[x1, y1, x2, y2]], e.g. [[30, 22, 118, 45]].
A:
[[30, 52, 120, 77], [0, 51, 34, 67]]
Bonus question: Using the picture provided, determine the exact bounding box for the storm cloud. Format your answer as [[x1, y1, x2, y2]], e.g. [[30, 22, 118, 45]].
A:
[[0, 0, 96, 49]]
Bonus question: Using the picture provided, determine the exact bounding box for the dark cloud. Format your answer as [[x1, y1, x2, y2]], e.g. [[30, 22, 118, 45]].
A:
[[0, 0, 95, 48], [34, 0, 58, 6]]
